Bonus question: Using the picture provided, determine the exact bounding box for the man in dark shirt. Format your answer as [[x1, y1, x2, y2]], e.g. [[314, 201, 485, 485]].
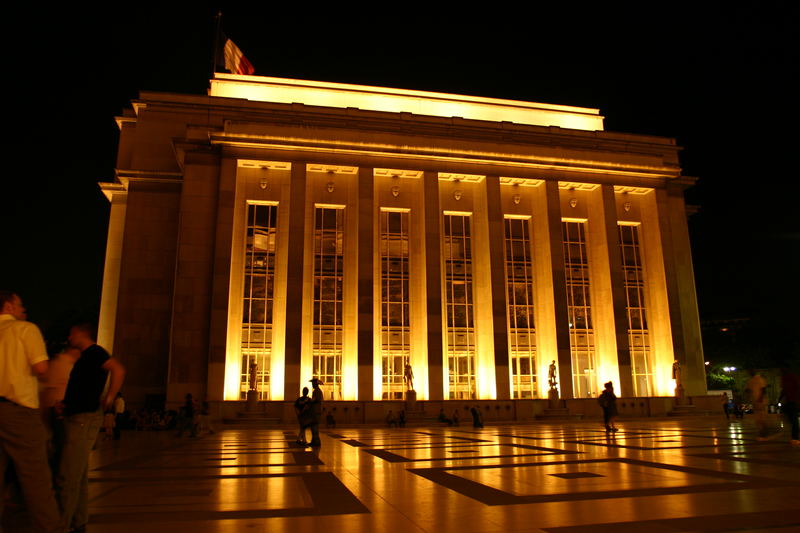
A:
[[55, 323, 125, 532], [309, 378, 323, 447], [294, 387, 312, 445]]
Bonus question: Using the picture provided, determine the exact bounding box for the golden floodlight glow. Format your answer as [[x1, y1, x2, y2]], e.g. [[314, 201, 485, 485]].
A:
[[210, 74, 604, 131], [223, 353, 241, 401]]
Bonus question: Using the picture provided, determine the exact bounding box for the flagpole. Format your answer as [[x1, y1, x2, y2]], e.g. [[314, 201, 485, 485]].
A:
[[212, 10, 223, 78]]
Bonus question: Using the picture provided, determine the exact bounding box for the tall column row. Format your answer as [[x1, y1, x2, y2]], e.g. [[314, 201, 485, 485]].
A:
[[218, 162, 680, 401]]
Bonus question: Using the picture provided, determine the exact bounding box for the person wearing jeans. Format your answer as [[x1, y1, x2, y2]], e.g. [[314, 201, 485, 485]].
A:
[[55, 323, 125, 532]]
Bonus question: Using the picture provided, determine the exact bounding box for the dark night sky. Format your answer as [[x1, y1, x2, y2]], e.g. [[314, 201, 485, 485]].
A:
[[3, 4, 798, 356]]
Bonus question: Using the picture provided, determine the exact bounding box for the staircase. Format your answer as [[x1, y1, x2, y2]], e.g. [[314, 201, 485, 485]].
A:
[[223, 410, 281, 427], [535, 407, 584, 421], [667, 404, 713, 417]]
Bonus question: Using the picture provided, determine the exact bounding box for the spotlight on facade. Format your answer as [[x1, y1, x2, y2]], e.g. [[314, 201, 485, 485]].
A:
[[95, 74, 707, 407]]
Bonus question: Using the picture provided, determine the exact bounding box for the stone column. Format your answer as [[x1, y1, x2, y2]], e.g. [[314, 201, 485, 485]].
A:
[[357, 167, 374, 400], [283, 162, 307, 399], [167, 150, 220, 403], [423, 171, 444, 400], [485, 176, 511, 399], [97, 188, 127, 352], [206, 158, 237, 401], [544, 181, 574, 399], [601, 185, 634, 396], [656, 182, 706, 396]]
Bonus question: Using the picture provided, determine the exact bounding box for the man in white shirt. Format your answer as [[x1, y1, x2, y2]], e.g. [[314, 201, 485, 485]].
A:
[[0, 290, 63, 532]]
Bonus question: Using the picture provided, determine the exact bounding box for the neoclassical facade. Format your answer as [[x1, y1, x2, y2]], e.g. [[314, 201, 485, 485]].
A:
[[98, 74, 705, 408]]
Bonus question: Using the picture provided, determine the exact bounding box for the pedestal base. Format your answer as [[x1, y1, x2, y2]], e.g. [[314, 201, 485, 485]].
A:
[[405, 389, 417, 411], [246, 390, 259, 412], [547, 388, 561, 409]]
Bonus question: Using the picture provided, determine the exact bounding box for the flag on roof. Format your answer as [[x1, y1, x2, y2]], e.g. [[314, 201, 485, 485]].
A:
[[223, 38, 254, 75]]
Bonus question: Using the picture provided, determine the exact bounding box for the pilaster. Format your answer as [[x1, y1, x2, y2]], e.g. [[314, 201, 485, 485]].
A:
[[97, 189, 127, 352], [544, 181, 574, 399], [423, 171, 444, 400], [601, 185, 634, 396], [283, 162, 307, 399], [486, 176, 511, 399], [657, 184, 706, 396], [357, 167, 374, 400], [167, 150, 220, 403]]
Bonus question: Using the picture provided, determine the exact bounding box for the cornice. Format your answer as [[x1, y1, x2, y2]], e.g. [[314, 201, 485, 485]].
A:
[[208, 131, 680, 180]]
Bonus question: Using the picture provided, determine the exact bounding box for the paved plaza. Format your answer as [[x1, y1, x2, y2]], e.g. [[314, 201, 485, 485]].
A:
[[6, 418, 800, 532]]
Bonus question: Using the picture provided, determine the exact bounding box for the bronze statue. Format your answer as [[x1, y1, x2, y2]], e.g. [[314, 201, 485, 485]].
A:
[[249, 361, 258, 392], [548, 360, 558, 390], [672, 359, 682, 387], [404, 363, 414, 391]]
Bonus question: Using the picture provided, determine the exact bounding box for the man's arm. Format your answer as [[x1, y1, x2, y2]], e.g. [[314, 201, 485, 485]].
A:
[[102, 357, 126, 410], [32, 359, 49, 377]]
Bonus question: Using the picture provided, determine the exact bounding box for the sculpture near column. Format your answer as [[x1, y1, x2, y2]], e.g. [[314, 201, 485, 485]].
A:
[[548, 360, 558, 392], [672, 359, 684, 402], [404, 363, 415, 391], [249, 361, 258, 392], [547, 360, 560, 406]]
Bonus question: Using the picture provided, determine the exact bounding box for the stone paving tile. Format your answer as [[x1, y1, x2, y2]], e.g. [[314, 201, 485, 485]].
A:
[[5, 418, 799, 532]]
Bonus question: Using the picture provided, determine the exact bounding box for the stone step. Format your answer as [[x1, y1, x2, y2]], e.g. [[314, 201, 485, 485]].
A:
[[223, 414, 281, 425], [535, 408, 583, 420], [667, 405, 714, 416], [237, 411, 272, 419]]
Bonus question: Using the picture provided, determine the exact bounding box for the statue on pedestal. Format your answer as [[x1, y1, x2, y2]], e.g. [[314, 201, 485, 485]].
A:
[[246, 361, 259, 410], [547, 360, 560, 406], [672, 359, 684, 404], [548, 360, 558, 392], [249, 361, 258, 392], [672, 359, 682, 389], [404, 363, 415, 391]]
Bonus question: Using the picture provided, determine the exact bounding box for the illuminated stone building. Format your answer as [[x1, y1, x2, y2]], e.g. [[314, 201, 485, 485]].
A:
[[98, 74, 705, 417]]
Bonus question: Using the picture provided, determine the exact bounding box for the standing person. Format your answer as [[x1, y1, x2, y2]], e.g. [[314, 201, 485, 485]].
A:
[[178, 393, 199, 437], [199, 397, 216, 435], [470, 406, 484, 428], [40, 347, 79, 471], [294, 387, 312, 445], [598, 381, 619, 433], [309, 378, 323, 447], [779, 367, 800, 446], [112, 392, 126, 440], [745, 369, 769, 440], [0, 291, 63, 533], [55, 322, 125, 533], [721, 392, 731, 421]]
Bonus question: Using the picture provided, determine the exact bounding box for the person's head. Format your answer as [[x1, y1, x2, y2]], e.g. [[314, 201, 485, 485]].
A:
[[302, 386, 309, 396], [0, 291, 26, 320], [310, 378, 322, 389], [605, 381, 614, 390], [68, 322, 97, 350]]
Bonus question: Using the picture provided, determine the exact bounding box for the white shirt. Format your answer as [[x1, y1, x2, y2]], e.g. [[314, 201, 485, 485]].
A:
[[746, 374, 767, 407], [0, 314, 48, 408]]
